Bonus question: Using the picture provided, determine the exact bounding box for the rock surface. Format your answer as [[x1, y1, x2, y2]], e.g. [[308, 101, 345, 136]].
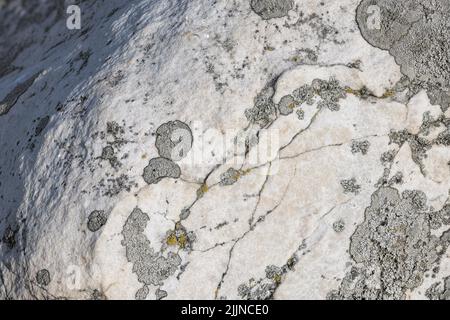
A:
[[0, 0, 449, 300]]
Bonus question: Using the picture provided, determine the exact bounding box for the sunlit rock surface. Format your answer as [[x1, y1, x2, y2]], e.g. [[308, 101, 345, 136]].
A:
[[0, 0, 449, 300]]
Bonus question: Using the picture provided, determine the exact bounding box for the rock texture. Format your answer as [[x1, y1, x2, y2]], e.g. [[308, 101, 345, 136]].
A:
[[0, 0, 449, 300]]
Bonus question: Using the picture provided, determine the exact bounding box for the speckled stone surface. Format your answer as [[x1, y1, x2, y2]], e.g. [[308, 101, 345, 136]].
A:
[[0, 0, 449, 300]]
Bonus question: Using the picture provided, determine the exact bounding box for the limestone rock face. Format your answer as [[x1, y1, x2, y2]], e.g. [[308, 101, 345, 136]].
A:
[[0, 0, 449, 300]]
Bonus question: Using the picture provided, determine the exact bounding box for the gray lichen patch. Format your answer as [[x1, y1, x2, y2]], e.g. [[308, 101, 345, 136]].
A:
[[388, 129, 432, 174], [426, 276, 450, 300], [135, 285, 149, 300], [99, 174, 137, 197], [250, 0, 294, 20], [91, 289, 107, 300], [312, 78, 346, 111], [155, 288, 168, 300], [378, 171, 404, 188], [179, 208, 191, 220], [219, 168, 242, 186], [238, 269, 279, 300], [332, 220, 345, 233], [245, 85, 277, 127], [435, 127, 450, 146], [121, 208, 182, 288], [246, 77, 347, 127], [106, 121, 124, 140], [100, 145, 121, 169], [292, 84, 315, 106], [419, 111, 449, 137], [87, 210, 108, 232], [36, 269, 51, 287], [385, 113, 450, 175], [289, 48, 319, 65], [356, 0, 450, 110], [101, 145, 114, 159], [296, 109, 305, 120], [2, 226, 17, 250], [390, 171, 403, 184], [294, 78, 347, 111], [237, 256, 299, 300], [93, 120, 133, 174], [278, 95, 298, 116], [142, 157, 181, 185], [340, 178, 361, 195], [380, 149, 397, 165], [155, 121, 193, 161], [351, 140, 370, 155], [329, 187, 450, 300]]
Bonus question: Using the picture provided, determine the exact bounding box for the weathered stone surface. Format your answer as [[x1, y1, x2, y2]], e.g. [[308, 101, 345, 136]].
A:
[[0, 0, 449, 300]]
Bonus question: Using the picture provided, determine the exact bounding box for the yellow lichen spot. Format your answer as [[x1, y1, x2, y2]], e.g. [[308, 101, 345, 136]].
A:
[[166, 233, 178, 246], [286, 257, 296, 269], [381, 89, 394, 98], [345, 87, 359, 95], [288, 102, 297, 110], [197, 183, 209, 198], [166, 223, 190, 249], [177, 234, 187, 249], [273, 274, 282, 284]]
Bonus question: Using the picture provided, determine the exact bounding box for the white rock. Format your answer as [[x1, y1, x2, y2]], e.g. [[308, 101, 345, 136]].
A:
[[0, 0, 449, 300]]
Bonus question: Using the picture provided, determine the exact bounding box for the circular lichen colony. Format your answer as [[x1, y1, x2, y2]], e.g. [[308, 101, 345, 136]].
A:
[[250, 0, 294, 20], [278, 95, 297, 116], [35, 269, 51, 287], [332, 220, 345, 233], [155, 120, 193, 161], [142, 157, 181, 185], [356, 0, 450, 110], [87, 210, 108, 232]]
